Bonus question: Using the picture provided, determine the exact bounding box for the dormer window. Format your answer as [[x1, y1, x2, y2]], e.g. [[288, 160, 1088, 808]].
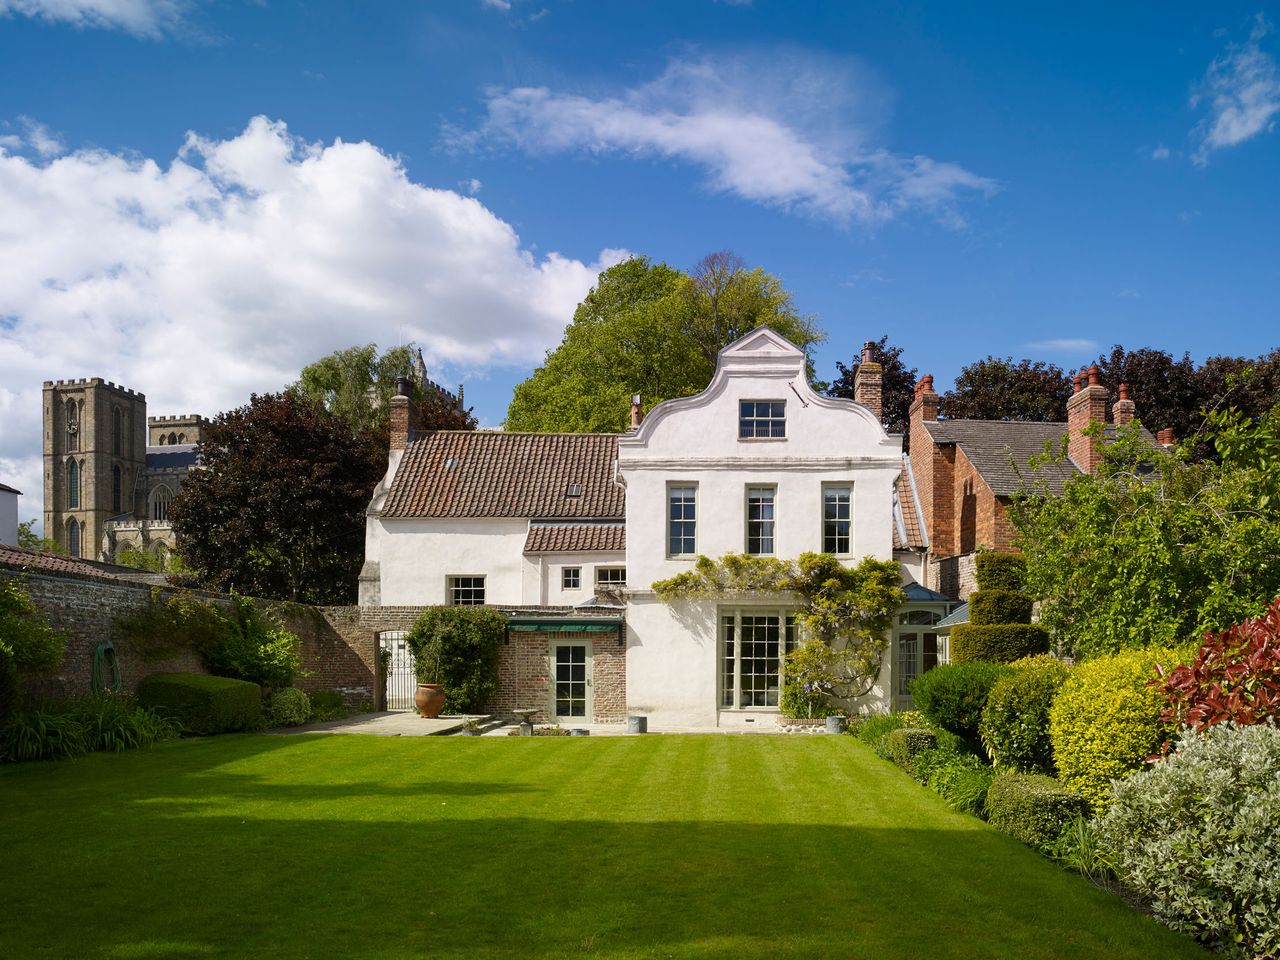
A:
[[739, 400, 786, 439], [565, 482, 583, 498]]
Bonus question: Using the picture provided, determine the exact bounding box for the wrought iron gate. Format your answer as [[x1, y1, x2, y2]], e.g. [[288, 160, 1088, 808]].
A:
[[379, 631, 417, 711]]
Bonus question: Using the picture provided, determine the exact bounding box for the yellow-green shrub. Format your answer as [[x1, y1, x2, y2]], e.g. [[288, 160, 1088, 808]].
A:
[[1048, 646, 1190, 808]]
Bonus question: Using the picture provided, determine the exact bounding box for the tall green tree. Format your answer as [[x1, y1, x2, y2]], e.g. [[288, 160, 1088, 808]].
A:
[[1010, 415, 1280, 659], [505, 252, 824, 432], [940, 356, 1072, 422], [825, 335, 918, 435], [294, 343, 476, 434], [169, 392, 385, 604]]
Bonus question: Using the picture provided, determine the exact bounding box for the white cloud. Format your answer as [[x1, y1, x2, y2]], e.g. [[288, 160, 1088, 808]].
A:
[[1026, 338, 1100, 353], [1191, 14, 1280, 164], [481, 0, 511, 10], [0, 0, 187, 38], [461, 177, 482, 194], [1117, 289, 1141, 299], [1151, 144, 1170, 160], [460, 52, 997, 227], [0, 116, 625, 528]]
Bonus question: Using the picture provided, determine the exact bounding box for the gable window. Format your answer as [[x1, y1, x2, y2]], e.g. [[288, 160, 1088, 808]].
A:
[[746, 486, 775, 555], [562, 567, 581, 590], [596, 567, 626, 588], [822, 485, 852, 555], [668, 484, 697, 556], [448, 576, 485, 606], [739, 400, 786, 439], [67, 459, 80, 510]]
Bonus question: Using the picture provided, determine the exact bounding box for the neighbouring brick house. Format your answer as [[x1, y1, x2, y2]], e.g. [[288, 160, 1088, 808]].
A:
[[908, 365, 1162, 599], [361, 328, 949, 728]]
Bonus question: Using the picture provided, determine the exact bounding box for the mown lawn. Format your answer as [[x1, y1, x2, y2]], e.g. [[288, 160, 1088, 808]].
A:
[[0, 733, 1206, 960]]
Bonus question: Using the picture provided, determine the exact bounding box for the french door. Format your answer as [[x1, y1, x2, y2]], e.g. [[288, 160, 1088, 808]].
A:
[[719, 610, 798, 709], [552, 642, 592, 720]]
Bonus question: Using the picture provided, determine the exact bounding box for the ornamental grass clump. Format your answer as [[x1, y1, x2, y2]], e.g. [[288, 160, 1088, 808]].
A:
[[1049, 646, 1189, 808], [1095, 722, 1280, 960], [980, 655, 1072, 773]]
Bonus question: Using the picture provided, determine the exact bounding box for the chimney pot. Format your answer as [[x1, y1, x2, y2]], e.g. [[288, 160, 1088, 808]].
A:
[[394, 376, 412, 398], [630, 394, 643, 429], [1088, 364, 1101, 387], [861, 341, 875, 365], [1119, 383, 1131, 402], [1157, 427, 1176, 446]]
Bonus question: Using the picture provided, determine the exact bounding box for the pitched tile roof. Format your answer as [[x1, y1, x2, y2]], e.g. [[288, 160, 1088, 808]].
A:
[[895, 455, 926, 550], [524, 522, 626, 554], [0, 545, 137, 584], [381, 432, 625, 519], [923, 420, 1080, 497]]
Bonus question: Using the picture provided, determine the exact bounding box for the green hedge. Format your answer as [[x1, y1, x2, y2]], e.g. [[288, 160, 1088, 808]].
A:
[[975, 552, 1027, 592], [137, 672, 262, 735], [950, 624, 1050, 664], [909, 661, 1013, 740], [882, 727, 938, 778], [968, 590, 1033, 626], [985, 772, 1090, 852], [980, 655, 1072, 773], [266, 687, 310, 727]]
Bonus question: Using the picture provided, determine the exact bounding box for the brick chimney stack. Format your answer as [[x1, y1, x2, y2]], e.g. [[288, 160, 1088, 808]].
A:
[[1067, 365, 1108, 474], [389, 376, 420, 451], [853, 341, 884, 422], [1113, 383, 1136, 427], [629, 394, 644, 430]]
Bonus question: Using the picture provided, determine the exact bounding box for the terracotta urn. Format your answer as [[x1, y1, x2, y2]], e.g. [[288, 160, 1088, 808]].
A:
[[414, 683, 446, 719]]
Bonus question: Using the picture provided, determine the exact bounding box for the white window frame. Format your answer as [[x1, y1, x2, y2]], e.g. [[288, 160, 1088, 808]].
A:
[[738, 399, 787, 440], [667, 482, 697, 557], [718, 608, 800, 710], [562, 567, 581, 590], [595, 567, 627, 588], [745, 485, 776, 555], [447, 575, 486, 606], [822, 483, 853, 556], [894, 608, 946, 702]]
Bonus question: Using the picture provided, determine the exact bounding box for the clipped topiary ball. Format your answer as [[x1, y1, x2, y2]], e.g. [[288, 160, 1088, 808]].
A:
[[974, 552, 1027, 592], [267, 687, 311, 727], [968, 590, 1033, 626], [908, 661, 1013, 741]]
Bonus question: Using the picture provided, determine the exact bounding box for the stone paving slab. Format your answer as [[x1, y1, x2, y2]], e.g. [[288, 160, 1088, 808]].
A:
[[279, 711, 470, 737]]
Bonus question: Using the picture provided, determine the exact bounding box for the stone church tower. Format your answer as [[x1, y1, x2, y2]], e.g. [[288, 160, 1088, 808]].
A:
[[43, 378, 147, 558]]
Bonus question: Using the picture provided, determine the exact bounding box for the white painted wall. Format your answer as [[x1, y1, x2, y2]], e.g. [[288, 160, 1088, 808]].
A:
[[375, 517, 529, 606], [521, 551, 628, 605], [617, 328, 906, 722], [0, 488, 18, 546]]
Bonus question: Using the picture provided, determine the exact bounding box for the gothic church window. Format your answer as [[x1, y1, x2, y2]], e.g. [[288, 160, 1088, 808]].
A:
[[151, 486, 172, 522], [112, 465, 122, 514], [67, 459, 80, 510], [67, 518, 81, 558], [112, 407, 122, 456]]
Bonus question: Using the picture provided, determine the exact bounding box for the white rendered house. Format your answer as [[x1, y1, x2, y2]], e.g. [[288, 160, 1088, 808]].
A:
[[360, 328, 950, 727]]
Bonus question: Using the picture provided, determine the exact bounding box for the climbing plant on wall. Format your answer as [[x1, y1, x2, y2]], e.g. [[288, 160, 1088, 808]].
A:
[[653, 552, 905, 708]]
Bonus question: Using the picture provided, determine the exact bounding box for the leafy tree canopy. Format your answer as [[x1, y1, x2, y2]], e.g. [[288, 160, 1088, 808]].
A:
[[16, 521, 62, 555], [505, 252, 825, 432], [1011, 412, 1280, 659], [294, 343, 476, 434], [825, 335, 918, 436], [940, 356, 1072, 422], [169, 392, 385, 604]]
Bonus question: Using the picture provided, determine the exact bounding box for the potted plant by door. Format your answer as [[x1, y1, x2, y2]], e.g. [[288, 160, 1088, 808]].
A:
[[413, 641, 446, 719]]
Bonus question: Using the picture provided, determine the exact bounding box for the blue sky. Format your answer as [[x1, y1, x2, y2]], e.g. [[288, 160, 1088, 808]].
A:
[[1, 1, 1278, 523]]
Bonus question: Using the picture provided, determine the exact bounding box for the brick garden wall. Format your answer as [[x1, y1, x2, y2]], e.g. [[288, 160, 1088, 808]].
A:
[[1, 567, 377, 708], [2, 567, 627, 720]]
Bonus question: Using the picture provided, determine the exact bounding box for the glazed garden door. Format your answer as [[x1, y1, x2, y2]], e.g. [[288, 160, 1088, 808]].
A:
[[552, 642, 592, 721]]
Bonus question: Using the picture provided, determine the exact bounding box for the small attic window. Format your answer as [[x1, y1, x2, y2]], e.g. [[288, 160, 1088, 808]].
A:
[[444, 458, 459, 469], [565, 482, 583, 498]]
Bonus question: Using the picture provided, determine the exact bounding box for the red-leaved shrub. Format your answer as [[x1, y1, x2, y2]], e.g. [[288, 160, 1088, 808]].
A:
[[1154, 596, 1280, 735]]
